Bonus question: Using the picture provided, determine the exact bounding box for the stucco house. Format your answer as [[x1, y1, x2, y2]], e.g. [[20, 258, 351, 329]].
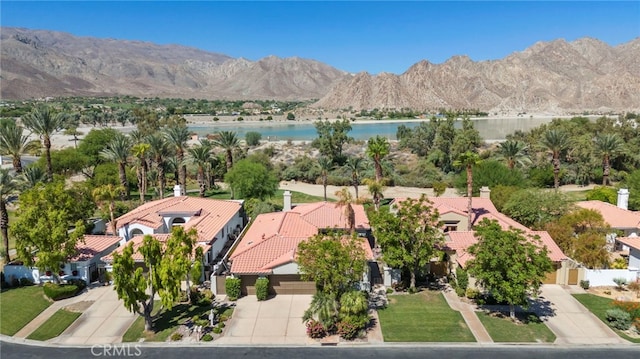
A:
[[226, 191, 374, 295]]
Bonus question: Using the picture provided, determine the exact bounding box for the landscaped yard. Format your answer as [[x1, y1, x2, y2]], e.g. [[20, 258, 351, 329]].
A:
[[573, 293, 640, 343], [0, 286, 52, 335], [26, 309, 81, 341], [477, 311, 556, 342], [377, 291, 475, 342]]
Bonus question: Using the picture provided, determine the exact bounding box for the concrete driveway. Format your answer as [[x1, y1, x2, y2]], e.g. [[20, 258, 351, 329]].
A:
[[535, 285, 627, 344], [217, 295, 312, 345], [52, 285, 137, 345]]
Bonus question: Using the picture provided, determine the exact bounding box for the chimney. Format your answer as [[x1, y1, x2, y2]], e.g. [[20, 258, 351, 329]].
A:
[[617, 188, 629, 210], [480, 186, 491, 199], [174, 184, 182, 197], [283, 190, 292, 211]]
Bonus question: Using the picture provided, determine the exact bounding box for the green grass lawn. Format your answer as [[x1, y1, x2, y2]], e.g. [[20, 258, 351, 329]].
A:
[[572, 294, 640, 343], [0, 286, 52, 336], [26, 309, 81, 341], [377, 291, 475, 342], [477, 311, 556, 342]]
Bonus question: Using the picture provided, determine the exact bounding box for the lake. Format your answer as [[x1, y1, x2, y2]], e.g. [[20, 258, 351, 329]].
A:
[[188, 117, 561, 142]]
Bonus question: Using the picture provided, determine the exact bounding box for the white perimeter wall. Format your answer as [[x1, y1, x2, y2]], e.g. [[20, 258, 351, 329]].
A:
[[584, 268, 639, 287]]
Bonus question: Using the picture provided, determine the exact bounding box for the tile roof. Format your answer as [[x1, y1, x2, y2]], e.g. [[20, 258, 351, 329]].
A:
[[229, 202, 372, 274], [617, 236, 640, 251], [575, 201, 640, 229], [103, 233, 211, 263], [112, 196, 242, 243], [70, 235, 122, 262]]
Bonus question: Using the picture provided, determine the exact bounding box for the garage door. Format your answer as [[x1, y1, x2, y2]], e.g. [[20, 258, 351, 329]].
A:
[[543, 270, 558, 284], [270, 274, 316, 295]]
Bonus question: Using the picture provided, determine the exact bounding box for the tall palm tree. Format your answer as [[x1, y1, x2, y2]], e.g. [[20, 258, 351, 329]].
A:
[[93, 184, 125, 236], [541, 130, 569, 189], [335, 188, 356, 233], [187, 144, 212, 197], [21, 106, 68, 180], [317, 156, 333, 202], [366, 135, 390, 182], [213, 131, 240, 171], [344, 156, 365, 199], [363, 178, 385, 211], [0, 121, 39, 173], [594, 133, 624, 186], [21, 166, 46, 188], [164, 125, 190, 195], [497, 140, 530, 170], [454, 151, 482, 230], [0, 169, 22, 262], [100, 134, 132, 200], [147, 133, 170, 199], [132, 143, 151, 203]]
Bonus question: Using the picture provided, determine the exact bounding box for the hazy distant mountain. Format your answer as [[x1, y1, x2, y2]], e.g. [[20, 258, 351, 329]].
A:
[[0, 27, 347, 100], [1, 27, 639, 114], [315, 37, 640, 113]]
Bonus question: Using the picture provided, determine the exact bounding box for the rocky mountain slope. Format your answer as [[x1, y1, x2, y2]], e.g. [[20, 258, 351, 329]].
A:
[[1, 27, 639, 114], [315, 37, 640, 113], [0, 27, 347, 100]]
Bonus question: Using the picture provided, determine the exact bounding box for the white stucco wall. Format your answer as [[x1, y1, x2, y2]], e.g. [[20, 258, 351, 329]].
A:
[[272, 262, 299, 275], [629, 247, 640, 270], [584, 268, 639, 286]]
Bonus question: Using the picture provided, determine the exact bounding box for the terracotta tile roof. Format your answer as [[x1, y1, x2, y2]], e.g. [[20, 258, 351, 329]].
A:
[[575, 201, 640, 229], [111, 196, 242, 243], [103, 233, 210, 263], [617, 236, 640, 251], [229, 202, 373, 274], [70, 235, 122, 262]]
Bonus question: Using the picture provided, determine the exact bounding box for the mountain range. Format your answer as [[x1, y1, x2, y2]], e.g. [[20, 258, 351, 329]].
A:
[[1, 27, 639, 114]]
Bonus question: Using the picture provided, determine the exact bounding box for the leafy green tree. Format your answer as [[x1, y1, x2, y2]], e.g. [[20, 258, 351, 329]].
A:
[[429, 117, 456, 172], [0, 121, 38, 173], [93, 184, 125, 236], [312, 119, 353, 165], [468, 219, 553, 319], [287, 112, 296, 121], [454, 151, 482, 230], [77, 128, 120, 166], [297, 231, 366, 297], [541, 130, 569, 189], [490, 185, 521, 212], [594, 134, 624, 186], [316, 157, 333, 202], [187, 144, 212, 197], [624, 169, 640, 211], [370, 195, 443, 290], [13, 181, 89, 281], [344, 156, 365, 199], [163, 125, 190, 195], [245, 131, 262, 146], [33, 148, 89, 177], [213, 131, 240, 171], [496, 140, 530, 170], [100, 134, 132, 200], [585, 186, 617, 204], [224, 158, 278, 200], [366, 136, 390, 183], [22, 106, 69, 180], [454, 160, 526, 196], [0, 169, 22, 262], [502, 189, 572, 230], [163, 226, 203, 305]]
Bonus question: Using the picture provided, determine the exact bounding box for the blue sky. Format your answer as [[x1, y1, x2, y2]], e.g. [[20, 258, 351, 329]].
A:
[[2, 1, 639, 74]]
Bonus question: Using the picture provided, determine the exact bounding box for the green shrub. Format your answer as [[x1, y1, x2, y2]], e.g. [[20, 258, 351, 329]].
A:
[[613, 277, 628, 290], [212, 327, 222, 334], [67, 279, 86, 292], [386, 288, 393, 294], [225, 277, 241, 301], [43, 283, 79, 301], [579, 280, 590, 290], [217, 322, 225, 329], [255, 277, 269, 301], [170, 332, 183, 341], [19, 278, 34, 286], [201, 333, 213, 341], [337, 318, 362, 340], [456, 267, 468, 291], [196, 319, 209, 327], [455, 287, 465, 297], [305, 319, 326, 339], [219, 314, 229, 322], [605, 308, 632, 330], [245, 132, 262, 146], [466, 288, 480, 299]]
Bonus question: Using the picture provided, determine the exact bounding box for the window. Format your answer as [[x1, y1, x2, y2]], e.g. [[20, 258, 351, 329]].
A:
[[444, 221, 459, 233], [171, 217, 186, 226], [130, 228, 144, 237]]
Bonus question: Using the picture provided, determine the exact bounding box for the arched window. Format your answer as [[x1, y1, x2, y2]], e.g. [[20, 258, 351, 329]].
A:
[[171, 217, 186, 226], [130, 228, 144, 237]]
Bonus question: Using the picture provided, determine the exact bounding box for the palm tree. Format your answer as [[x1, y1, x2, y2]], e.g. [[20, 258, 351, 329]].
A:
[[164, 125, 190, 195], [594, 133, 624, 186], [131, 143, 151, 203], [366, 135, 390, 182], [21, 166, 46, 188], [0, 121, 39, 173], [454, 151, 482, 230], [187, 144, 212, 197], [344, 156, 365, 199], [363, 178, 385, 211], [146, 133, 170, 199], [213, 131, 240, 171], [497, 140, 530, 170], [541, 130, 569, 189], [335, 188, 357, 233], [21, 106, 68, 180], [93, 184, 125, 236], [0, 169, 22, 262], [302, 291, 339, 330], [317, 156, 333, 202], [100, 134, 132, 200]]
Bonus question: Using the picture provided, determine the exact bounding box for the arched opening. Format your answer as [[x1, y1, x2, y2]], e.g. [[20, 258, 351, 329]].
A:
[[130, 228, 144, 237], [171, 217, 186, 226]]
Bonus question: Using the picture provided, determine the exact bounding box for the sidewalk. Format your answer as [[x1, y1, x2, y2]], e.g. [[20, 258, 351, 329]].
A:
[[442, 288, 493, 343]]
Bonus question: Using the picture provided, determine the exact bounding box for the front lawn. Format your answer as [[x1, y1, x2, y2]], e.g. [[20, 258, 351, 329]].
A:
[[477, 311, 556, 342], [27, 309, 81, 341], [572, 293, 640, 343], [377, 291, 475, 342], [0, 286, 52, 335]]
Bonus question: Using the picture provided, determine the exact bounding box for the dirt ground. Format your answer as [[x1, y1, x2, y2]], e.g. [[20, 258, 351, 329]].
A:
[[587, 286, 640, 302]]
